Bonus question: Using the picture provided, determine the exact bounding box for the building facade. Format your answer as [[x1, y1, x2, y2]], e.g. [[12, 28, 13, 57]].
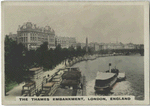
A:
[[17, 22, 55, 50], [124, 43, 136, 49], [76, 43, 86, 49], [89, 42, 100, 51], [101, 42, 124, 50], [55, 36, 76, 49]]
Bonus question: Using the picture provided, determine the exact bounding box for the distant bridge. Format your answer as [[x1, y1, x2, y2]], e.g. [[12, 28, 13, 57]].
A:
[[98, 49, 144, 56]]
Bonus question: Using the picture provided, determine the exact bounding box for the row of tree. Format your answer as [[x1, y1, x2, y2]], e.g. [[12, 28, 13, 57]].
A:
[[5, 36, 89, 86]]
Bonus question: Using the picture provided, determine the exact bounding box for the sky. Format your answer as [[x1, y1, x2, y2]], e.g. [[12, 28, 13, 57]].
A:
[[2, 2, 144, 44]]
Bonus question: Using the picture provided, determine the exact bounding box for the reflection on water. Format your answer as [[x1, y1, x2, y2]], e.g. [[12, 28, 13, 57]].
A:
[[73, 56, 144, 100]]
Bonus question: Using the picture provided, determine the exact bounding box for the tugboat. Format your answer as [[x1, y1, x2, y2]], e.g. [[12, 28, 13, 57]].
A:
[[94, 63, 119, 92]]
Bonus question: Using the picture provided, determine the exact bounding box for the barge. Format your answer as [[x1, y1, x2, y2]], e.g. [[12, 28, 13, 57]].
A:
[[54, 67, 83, 96], [61, 67, 81, 88]]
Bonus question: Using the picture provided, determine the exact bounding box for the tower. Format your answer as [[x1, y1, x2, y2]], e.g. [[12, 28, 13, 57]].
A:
[[86, 37, 88, 53]]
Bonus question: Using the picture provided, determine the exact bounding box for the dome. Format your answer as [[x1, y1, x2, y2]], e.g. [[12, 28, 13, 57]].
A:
[[45, 26, 51, 31], [26, 22, 32, 28], [22, 24, 26, 29]]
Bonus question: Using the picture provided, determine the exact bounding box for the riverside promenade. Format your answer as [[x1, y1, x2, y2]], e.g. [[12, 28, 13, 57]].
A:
[[5, 53, 119, 100], [5, 55, 94, 100]]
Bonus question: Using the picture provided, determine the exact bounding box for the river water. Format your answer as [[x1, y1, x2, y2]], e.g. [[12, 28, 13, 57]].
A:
[[73, 56, 144, 100]]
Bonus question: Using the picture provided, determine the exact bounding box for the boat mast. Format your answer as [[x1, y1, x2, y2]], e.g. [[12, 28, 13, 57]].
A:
[[109, 63, 111, 73]]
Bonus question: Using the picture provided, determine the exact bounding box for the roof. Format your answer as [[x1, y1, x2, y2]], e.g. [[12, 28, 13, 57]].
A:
[[66, 67, 80, 71], [57, 70, 64, 74], [43, 82, 55, 88], [61, 80, 78, 85], [96, 72, 115, 80], [18, 22, 55, 34], [53, 75, 61, 79], [118, 72, 125, 78], [29, 67, 42, 71], [59, 68, 66, 70], [23, 82, 35, 87]]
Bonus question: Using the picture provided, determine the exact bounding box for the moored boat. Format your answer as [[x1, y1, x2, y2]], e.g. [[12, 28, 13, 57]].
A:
[[117, 72, 126, 82], [94, 63, 119, 92]]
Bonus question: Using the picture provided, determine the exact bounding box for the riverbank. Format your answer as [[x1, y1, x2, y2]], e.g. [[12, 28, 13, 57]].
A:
[[6, 53, 142, 98], [11, 54, 95, 96], [67, 53, 122, 67]]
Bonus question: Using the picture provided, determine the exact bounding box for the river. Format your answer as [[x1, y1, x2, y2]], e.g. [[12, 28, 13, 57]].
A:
[[73, 56, 144, 100]]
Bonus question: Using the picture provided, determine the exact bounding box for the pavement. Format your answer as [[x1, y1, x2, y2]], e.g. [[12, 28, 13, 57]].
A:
[[5, 82, 25, 101]]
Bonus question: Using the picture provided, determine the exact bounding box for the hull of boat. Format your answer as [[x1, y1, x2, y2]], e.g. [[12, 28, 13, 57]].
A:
[[94, 74, 118, 92]]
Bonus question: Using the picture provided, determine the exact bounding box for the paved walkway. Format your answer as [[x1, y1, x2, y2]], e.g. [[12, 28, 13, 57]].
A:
[[5, 83, 25, 101]]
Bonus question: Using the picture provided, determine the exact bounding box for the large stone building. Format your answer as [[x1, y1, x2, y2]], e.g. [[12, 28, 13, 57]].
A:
[[17, 22, 55, 50], [55, 36, 76, 49]]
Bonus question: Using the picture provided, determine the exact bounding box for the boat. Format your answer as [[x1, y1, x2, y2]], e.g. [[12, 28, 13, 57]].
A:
[[61, 67, 82, 88], [117, 72, 126, 82], [94, 63, 119, 92]]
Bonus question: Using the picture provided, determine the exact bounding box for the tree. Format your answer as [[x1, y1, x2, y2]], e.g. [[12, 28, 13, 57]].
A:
[[5, 36, 26, 85], [36, 42, 48, 67]]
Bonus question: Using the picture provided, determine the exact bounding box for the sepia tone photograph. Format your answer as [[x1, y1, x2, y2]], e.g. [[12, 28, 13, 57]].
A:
[[1, 1, 149, 105]]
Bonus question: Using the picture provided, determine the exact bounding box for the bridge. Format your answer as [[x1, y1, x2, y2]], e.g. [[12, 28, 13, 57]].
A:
[[98, 49, 144, 56]]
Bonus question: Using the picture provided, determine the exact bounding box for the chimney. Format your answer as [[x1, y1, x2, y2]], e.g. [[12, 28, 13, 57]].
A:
[[109, 63, 111, 73]]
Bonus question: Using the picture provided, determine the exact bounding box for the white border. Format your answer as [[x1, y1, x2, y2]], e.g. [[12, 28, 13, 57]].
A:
[[1, 1, 149, 105]]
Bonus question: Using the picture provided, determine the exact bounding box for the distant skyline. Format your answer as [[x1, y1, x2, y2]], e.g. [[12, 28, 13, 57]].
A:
[[2, 2, 144, 44]]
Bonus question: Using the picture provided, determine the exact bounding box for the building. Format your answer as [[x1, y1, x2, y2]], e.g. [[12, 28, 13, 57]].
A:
[[7, 32, 18, 41], [76, 43, 86, 49], [101, 42, 124, 50], [17, 22, 55, 50], [99, 43, 105, 50], [124, 43, 136, 49], [89, 42, 100, 51], [55, 36, 76, 49]]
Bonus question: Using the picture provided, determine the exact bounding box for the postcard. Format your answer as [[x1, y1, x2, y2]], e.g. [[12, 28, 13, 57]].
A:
[[1, 1, 149, 105]]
